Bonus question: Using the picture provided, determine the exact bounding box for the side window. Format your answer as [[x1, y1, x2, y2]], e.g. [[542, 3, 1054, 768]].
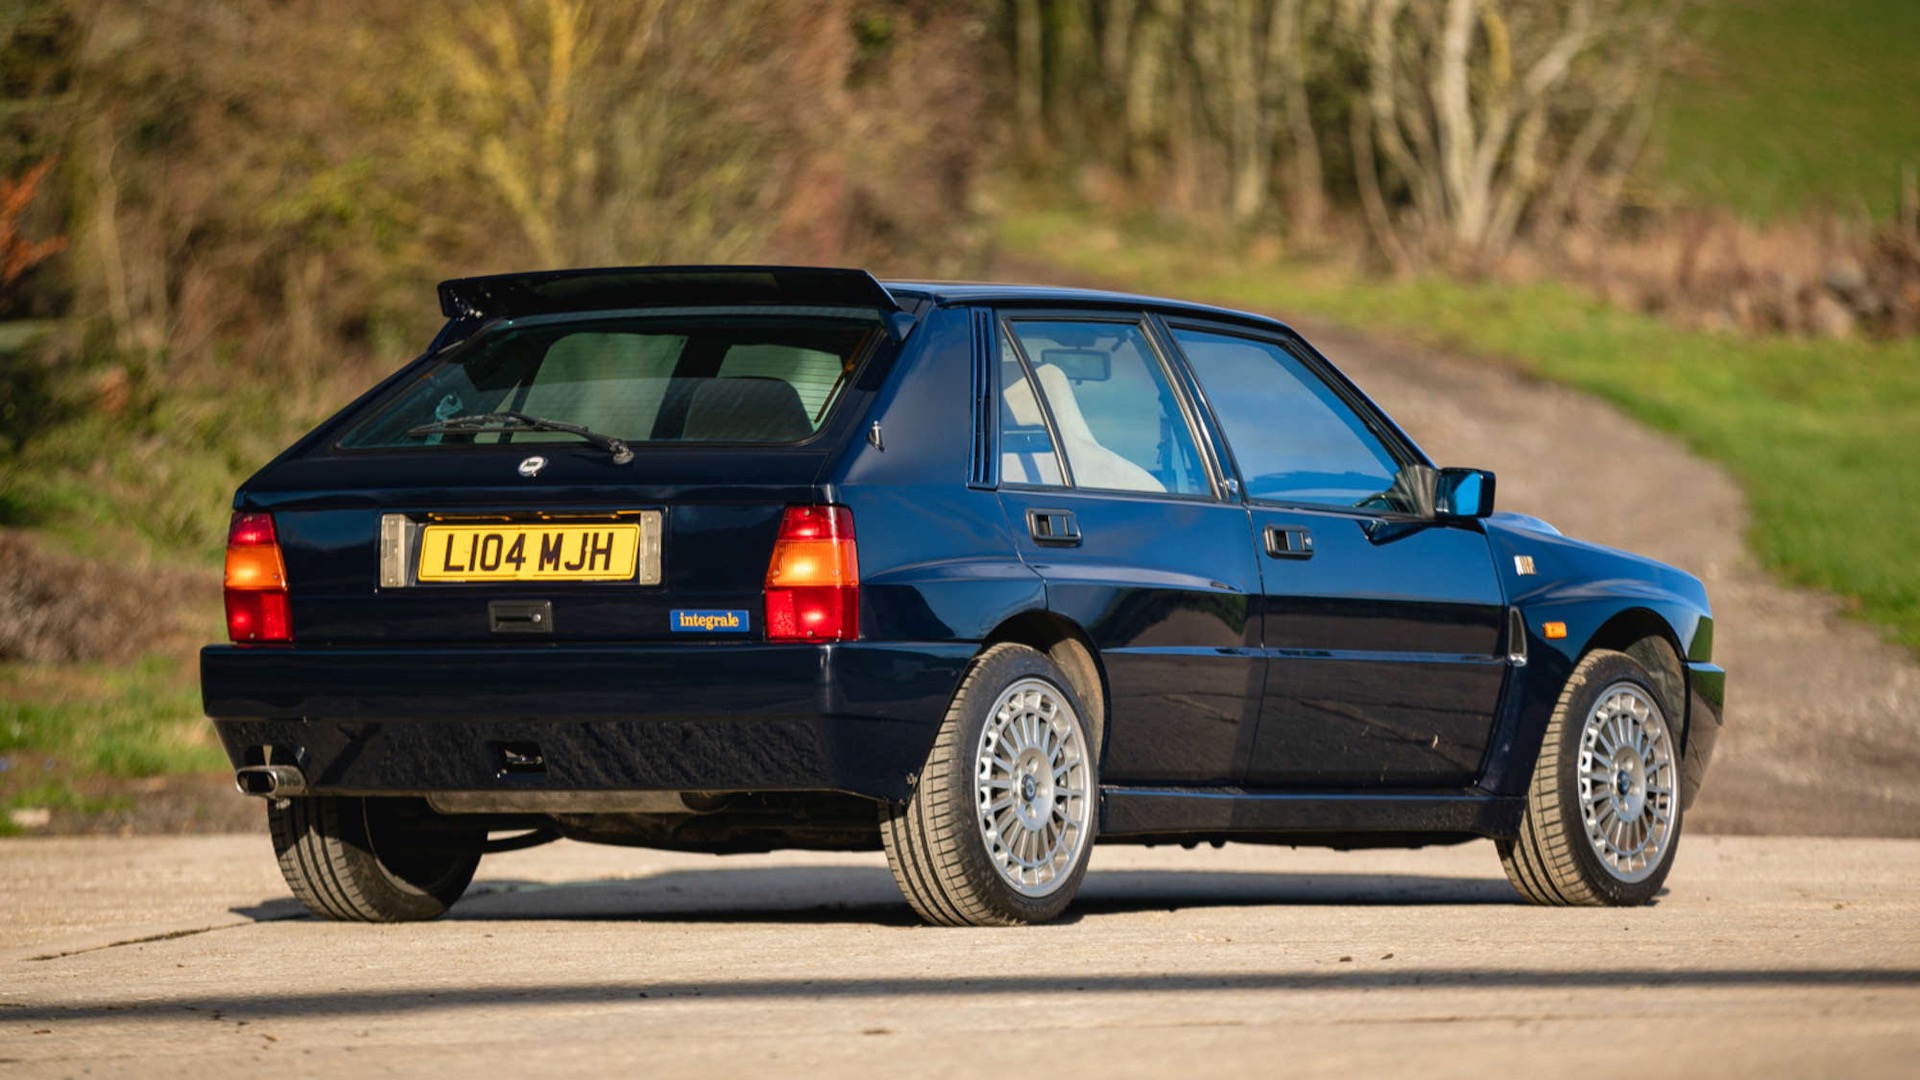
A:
[[1172, 327, 1403, 510], [1006, 320, 1208, 496], [998, 327, 1065, 485]]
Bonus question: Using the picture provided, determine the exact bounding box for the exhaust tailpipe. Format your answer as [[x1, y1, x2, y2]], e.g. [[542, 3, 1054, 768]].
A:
[[235, 764, 308, 798]]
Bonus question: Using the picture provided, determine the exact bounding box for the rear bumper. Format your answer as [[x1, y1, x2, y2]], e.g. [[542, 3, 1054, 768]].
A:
[[201, 641, 974, 802]]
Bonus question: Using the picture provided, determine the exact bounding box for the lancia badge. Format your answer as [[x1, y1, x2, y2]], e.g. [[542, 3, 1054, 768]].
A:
[[517, 455, 547, 478]]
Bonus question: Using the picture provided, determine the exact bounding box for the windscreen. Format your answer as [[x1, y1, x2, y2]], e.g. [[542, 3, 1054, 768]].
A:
[[339, 312, 881, 449]]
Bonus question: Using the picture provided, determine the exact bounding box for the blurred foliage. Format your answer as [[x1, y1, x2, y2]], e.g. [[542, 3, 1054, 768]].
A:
[[999, 0, 1685, 264], [0, 158, 64, 302], [0, 321, 62, 474], [1, 0, 1903, 573], [0, 0, 991, 563]]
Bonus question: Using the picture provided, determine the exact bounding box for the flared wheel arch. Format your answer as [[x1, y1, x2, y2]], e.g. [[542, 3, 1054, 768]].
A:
[[977, 610, 1108, 761], [1573, 609, 1693, 754]]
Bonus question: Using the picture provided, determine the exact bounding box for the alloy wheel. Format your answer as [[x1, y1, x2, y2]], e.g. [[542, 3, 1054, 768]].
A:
[[973, 677, 1093, 896], [1577, 681, 1678, 883]]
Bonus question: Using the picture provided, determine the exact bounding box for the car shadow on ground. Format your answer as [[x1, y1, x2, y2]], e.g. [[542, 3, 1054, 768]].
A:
[[229, 864, 1521, 926], [20, 963, 1920, 1027]]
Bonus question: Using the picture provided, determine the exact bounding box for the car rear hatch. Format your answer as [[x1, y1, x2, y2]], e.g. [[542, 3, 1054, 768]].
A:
[[234, 292, 895, 646]]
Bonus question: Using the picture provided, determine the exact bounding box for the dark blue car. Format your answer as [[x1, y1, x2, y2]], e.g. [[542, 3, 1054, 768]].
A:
[[203, 266, 1725, 926]]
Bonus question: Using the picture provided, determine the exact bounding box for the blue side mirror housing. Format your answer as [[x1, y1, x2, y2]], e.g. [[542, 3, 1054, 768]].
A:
[[1437, 467, 1497, 518]]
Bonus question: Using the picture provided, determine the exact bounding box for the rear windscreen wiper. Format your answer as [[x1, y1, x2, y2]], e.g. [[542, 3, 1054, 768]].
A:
[[407, 411, 634, 465]]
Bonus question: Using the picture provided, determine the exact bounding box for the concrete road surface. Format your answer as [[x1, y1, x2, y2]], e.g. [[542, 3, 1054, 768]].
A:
[[3, 834, 1917, 1078]]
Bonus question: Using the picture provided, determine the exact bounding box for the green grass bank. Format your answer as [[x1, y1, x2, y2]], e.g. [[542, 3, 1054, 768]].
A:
[[1000, 210, 1920, 653], [1657, 0, 1920, 222]]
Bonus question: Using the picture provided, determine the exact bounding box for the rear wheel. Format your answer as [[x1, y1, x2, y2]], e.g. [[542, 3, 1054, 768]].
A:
[[880, 643, 1098, 926], [269, 796, 483, 922], [1500, 649, 1683, 906]]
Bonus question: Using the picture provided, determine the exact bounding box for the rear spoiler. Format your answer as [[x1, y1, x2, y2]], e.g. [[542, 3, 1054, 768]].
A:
[[432, 263, 917, 351], [435, 265, 913, 336]]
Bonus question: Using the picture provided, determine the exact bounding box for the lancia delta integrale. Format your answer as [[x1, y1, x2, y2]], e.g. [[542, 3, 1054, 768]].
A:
[[203, 266, 1725, 926]]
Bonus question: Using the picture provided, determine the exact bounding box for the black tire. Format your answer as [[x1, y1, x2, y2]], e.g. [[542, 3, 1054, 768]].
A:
[[268, 796, 483, 922], [1499, 648, 1684, 907], [880, 643, 1099, 926]]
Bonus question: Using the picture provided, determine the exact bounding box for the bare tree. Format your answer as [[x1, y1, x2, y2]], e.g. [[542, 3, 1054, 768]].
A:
[[1343, 0, 1682, 262], [1007, 0, 1683, 262], [1272, 0, 1328, 243], [430, 0, 778, 268]]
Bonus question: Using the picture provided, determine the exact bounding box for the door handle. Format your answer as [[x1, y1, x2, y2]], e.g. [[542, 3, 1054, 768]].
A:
[[1264, 525, 1314, 559], [1027, 509, 1082, 545]]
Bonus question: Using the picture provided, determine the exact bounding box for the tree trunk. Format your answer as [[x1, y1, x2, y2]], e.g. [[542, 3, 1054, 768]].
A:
[[1272, 0, 1325, 244], [1123, 0, 1173, 180], [1351, 105, 1414, 273], [1012, 0, 1044, 155]]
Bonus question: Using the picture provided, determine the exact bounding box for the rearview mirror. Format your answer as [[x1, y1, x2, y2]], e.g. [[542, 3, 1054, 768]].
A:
[[1437, 467, 1496, 518], [1038, 349, 1111, 383]]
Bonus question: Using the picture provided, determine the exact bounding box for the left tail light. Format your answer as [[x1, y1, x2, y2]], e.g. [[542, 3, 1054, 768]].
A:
[[225, 511, 291, 642], [765, 505, 859, 641]]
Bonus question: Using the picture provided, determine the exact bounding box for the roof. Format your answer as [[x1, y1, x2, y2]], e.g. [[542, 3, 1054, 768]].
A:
[[882, 280, 1297, 334]]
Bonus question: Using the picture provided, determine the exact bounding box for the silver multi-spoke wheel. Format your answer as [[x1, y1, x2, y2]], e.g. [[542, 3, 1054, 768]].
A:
[[880, 644, 1100, 925], [974, 677, 1093, 896], [1501, 648, 1687, 907], [1577, 682, 1677, 883]]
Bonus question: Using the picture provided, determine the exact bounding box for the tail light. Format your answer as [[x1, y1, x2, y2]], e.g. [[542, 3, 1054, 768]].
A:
[[765, 505, 858, 641], [225, 511, 291, 642]]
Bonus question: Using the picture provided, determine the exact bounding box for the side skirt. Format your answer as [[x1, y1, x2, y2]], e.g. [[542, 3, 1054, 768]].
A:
[[1099, 786, 1526, 844]]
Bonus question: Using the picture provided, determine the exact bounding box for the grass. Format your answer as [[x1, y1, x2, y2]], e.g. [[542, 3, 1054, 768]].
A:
[[0, 652, 219, 834], [999, 209, 1920, 653], [1657, 0, 1920, 221], [0, 654, 224, 778]]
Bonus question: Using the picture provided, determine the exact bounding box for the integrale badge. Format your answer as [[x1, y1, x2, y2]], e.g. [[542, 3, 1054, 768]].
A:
[[671, 609, 751, 633]]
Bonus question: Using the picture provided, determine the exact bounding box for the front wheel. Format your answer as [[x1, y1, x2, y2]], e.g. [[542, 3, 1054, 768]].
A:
[[268, 796, 483, 922], [880, 643, 1098, 926], [1500, 648, 1684, 906]]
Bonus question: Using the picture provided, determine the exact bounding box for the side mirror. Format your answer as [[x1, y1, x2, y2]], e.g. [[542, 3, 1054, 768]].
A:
[[1437, 467, 1496, 518]]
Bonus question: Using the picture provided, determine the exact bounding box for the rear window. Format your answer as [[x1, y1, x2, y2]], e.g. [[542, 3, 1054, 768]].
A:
[[338, 313, 881, 449]]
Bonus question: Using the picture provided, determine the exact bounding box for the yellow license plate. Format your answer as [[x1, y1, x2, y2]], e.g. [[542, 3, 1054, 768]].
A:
[[417, 524, 642, 583]]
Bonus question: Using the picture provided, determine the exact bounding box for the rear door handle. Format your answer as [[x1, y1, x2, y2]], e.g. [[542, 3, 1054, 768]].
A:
[[1027, 509, 1082, 546], [1264, 525, 1314, 559]]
